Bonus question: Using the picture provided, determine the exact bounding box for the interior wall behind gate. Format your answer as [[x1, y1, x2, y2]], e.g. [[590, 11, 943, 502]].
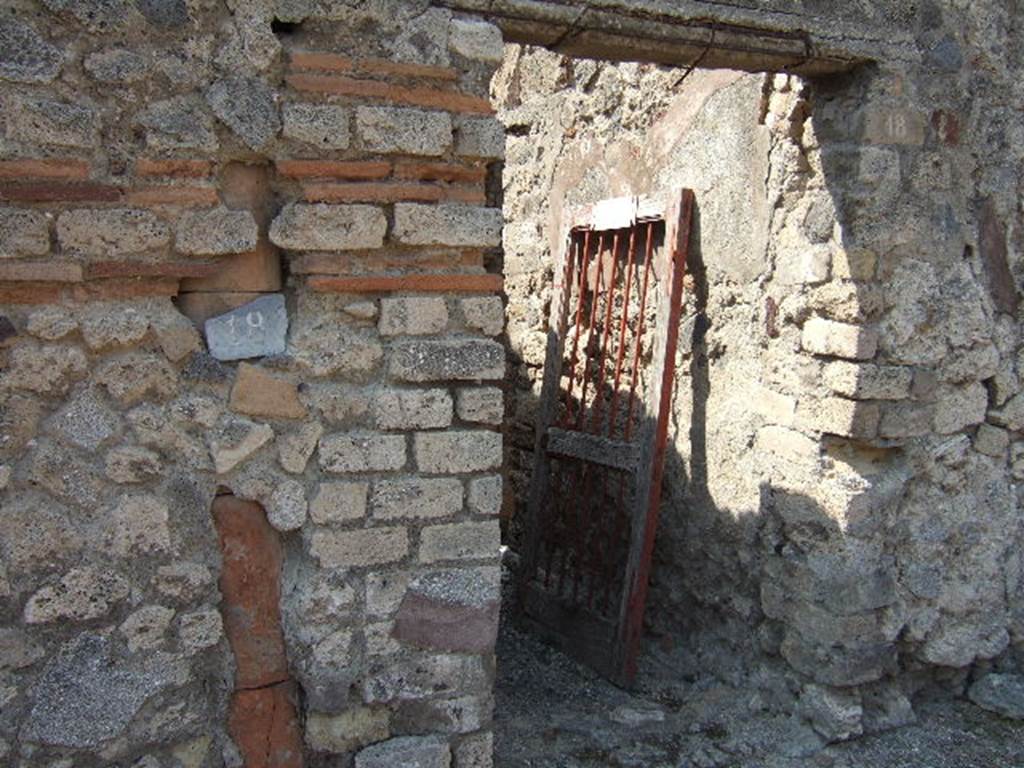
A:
[[0, 2, 507, 766]]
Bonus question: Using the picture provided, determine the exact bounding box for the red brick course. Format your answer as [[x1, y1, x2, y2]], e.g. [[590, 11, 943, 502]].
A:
[[0, 159, 91, 181]]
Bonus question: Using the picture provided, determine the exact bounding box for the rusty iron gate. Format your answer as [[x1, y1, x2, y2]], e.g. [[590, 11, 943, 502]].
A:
[[518, 189, 694, 687]]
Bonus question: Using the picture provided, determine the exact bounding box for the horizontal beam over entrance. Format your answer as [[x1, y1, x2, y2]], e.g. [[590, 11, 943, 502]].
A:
[[437, 0, 915, 76]]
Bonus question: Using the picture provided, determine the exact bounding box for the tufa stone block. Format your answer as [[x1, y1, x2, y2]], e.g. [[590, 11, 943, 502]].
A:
[[0, 207, 50, 257], [283, 103, 351, 150], [230, 363, 306, 420], [319, 432, 407, 473], [310, 527, 409, 569], [175, 207, 259, 256], [449, 18, 504, 62], [310, 481, 368, 523], [393, 203, 502, 248], [371, 477, 463, 520], [7, 95, 98, 148], [375, 388, 453, 430], [206, 75, 281, 152], [57, 208, 170, 256], [798, 397, 880, 439], [460, 296, 504, 336], [415, 430, 502, 474], [390, 339, 505, 382], [455, 115, 504, 159], [357, 106, 453, 156], [801, 317, 878, 361], [205, 293, 288, 361], [392, 567, 500, 653], [355, 736, 451, 768], [0, 18, 63, 83], [379, 297, 449, 337], [270, 203, 386, 251], [823, 361, 913, 401], [456, 387, 503, 425], [467, 474, 502, 516], [419, 520, 500, 563]]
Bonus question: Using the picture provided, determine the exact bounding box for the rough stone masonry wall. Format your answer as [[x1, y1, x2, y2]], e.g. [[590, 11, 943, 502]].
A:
[[0, 2, 506, 766], [498, 1, 1024, 743]]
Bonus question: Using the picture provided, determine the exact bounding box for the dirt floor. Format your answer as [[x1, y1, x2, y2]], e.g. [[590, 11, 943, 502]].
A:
[[493, 569, 1024, 768]]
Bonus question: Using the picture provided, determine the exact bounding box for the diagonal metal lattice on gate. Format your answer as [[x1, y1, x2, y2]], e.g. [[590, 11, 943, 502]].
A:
[[518, 188, 694, 687]]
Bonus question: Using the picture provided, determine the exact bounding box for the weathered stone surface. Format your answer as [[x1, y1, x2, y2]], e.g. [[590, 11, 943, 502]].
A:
[[319, 432, 407, 473], [27, 441, 105, 508], [208, 416, 274, 474], [357, 106, 452, 156], [968, 674, 1024, 720], [107, 493, 172, 556], [0, 627, 45, 670], [393, 567, 500, 652], [229, 682, 304, 768], [78, 302, 151, 350], [799, 684, 863, 742], [152, 307, 203, 363], [176, 208, 258, 256], [379, 297, 449, 337], [310, 480, 368, 523], [376, 389, 453, 430], [137, 95, 219, 151], [0, 207, 51, 257], [419, 520, 500, 563], [206, 75, 280, 151], [7, 95, 98, 147], [823, 361, 912, 401], [460, 296, 504, 336], [934, 383, 988, 434], [48, 388, 120, 450], [862, 107, 926, 146], [279, 421, 324, 473], [449, 17, 504, 62], [58, 209, 170, 255], [355, 735, 451, 768], [989, 392, 1024, 432], [372, 477, 463, 520], [802, 318, 878, 361], [177, 607, 224, 654], [155, 562, 214, 603], [230, 363, 306, 420], [292, 319, 384, 378], [467, 474, 502, 516], [105, 445, 162, 482], [0, 18, 63, 83], [0, 492, 80, 574], [393, 204, 502, 247], [283, 103, 351, 149], [975, 424, 1009, 458], [456, 387, 503, 425], [455, 731, 494, 768], [212, 495, 290, 689], [26, 306, 77, 340], [205, 294, 288, 361], [3, 343, 87, 395], [21, 633, 186, 747], [137, 0, 189, 27], [306, 707, 390, 754], [269, 203, 386, 251], [415, 430, 502, 473], [84, 48, 147, 82], [119, 605, 175, 652], [390, 339, 505, 382], [393, 695, 487, 736], [268, 478, 308, 531], [310, 527, 409, 568], [95, 353, 178, 405], [363, 652, 487, 704], [455, 115, 505, 159], [798, 397, 880, 439], [23, 567, 130, 624]]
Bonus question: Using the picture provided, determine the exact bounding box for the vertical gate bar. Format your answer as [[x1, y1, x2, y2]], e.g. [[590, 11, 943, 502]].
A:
[[615, 189, 694, 685], [587, 230, 621, 435], [608, 225, 639, 439], [574, 232, 607, 431], [561, 230, 592, 428], [624, 222, 656, 442]]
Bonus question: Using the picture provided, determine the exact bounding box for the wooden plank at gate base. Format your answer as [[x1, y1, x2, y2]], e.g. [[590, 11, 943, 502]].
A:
[[546, 427, 639, 472]]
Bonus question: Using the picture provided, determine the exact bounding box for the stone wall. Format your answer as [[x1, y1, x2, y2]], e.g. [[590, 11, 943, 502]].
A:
[[0, 2, 505, 766], [497, 0, 1023, 741]]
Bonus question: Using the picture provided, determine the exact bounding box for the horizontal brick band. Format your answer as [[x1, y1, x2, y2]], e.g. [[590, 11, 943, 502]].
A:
[[0, 159, 91, 181], [70, 278, 179, 301], [124, 186, 219, 206], [0, 260, 83, 283], [292, 250, 484, 275], [302, 182, 483, 205], [285, 74, 493, 114], [290, 51, 459, 82], [86, 260, 222, 280], [394, 161, 488, 184], [308, 273, 503, 293], [0, 281, 63, 304], [134, 159, 214, 178], [0, 182, 122, 203], [275, 160, 392, 180]]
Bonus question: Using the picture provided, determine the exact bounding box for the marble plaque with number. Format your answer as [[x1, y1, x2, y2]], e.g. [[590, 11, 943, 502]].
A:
[[205, 294, 288, 361]]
